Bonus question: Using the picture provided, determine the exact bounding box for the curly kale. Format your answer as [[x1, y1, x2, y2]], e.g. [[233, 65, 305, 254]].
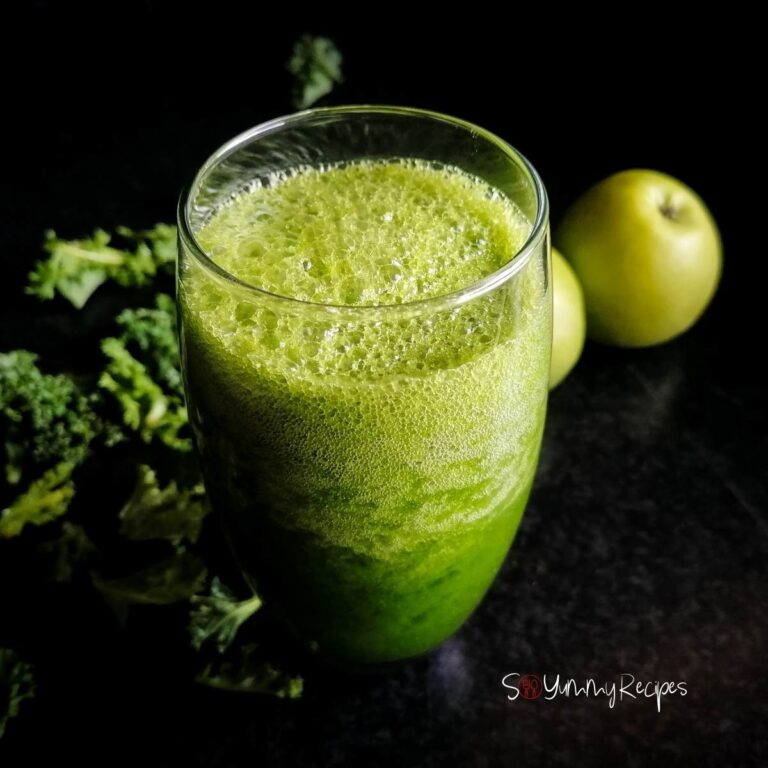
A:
[[119, 464, 208, 545], [0, 648, 35, 739], [6, 212, 307, 718], [99, 294, 190, 451], [93, 550, 207, 607], [196, 644, 303, 698], [189, 577, 262, 653], [27, 224, 176, 308], [41, 521, 95, 583], [113, 294, 182, 394], [288, 35, 343, 109], [0, 351, 99, 487], [189, 579, 301, 699], [0, 462, 75, 539]]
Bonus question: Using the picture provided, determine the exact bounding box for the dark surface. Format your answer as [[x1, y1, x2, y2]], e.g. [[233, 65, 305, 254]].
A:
[[1, 6, 765, 766]]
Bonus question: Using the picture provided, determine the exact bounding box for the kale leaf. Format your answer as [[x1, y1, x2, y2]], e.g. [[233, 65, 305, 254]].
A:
[[113, 294, 182, 394], [93, 550, 207, 606], [0, 351, 99, 486], [41, 521, 95, 583], [196, 643, 303, 698], [119, 464, 208, 545], [27, 225, 176, 308], [288, 35, 343, 109], [7, 213, 308, 716], [189, 577, 262, 653], [0, 648, 35, 739], [0, 462, 75, 538], [99, 294, 190, 451], [189, 580, 301, 699]]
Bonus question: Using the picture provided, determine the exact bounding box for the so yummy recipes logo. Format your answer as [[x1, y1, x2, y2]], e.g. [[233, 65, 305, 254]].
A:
[[502, 673, 687, 712]]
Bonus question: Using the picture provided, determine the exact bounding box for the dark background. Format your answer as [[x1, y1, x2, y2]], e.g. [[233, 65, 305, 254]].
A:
[[1, 4, 766, 766]]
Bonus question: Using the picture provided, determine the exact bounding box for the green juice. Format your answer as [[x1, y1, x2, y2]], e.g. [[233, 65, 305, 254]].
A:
[[179, 159, 550, 664]]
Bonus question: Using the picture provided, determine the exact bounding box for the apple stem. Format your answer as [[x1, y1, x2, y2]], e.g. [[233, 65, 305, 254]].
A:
[[659, 196, 680, 221]]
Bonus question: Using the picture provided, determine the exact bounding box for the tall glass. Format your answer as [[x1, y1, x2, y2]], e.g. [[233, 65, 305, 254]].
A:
[[177, 107, 550, 665]]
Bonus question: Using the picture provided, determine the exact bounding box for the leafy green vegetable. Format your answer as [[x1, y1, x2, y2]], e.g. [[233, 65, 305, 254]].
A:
[[27, 225, 176, 308], [116, 223, 177, 266], [0, 351, 99, 486], [0, 462, 75, 538], [99, 293, 189, 451], [196, 643, 303, 698], [0, 648, 35, 739], [288, 35, 343, 109], [5, 211, 307, 722], [187, 557, 297, 702], [0, 0, 331, 709], [119, 464, 208, 545], [41, 521, 95, 583], [99, 337, 189, 451], [189, 577, 262, 653], [113, 294, 182, 394], [93, 550, 207, 606]]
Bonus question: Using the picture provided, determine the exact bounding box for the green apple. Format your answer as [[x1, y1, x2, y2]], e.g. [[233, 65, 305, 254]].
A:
[[550, 248, 586, 389], [555, 170, 722, 347]]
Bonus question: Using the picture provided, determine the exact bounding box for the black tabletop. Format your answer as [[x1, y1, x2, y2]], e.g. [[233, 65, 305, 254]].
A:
[[1, 7, 765, 767]]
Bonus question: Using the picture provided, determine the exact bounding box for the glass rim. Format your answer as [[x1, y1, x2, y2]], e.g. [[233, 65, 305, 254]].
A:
[[177, 105, 549, 316]]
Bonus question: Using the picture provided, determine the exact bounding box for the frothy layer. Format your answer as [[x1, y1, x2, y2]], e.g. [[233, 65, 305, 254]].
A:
[[196, 159, 531, 306], [189, 160, 536, 382]]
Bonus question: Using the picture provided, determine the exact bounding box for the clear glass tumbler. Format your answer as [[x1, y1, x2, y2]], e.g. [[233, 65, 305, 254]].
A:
[[177, 107, 550, 665]]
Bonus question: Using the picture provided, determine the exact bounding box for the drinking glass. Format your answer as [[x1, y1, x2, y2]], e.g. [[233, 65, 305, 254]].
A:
[[177, 107, 550, 665]]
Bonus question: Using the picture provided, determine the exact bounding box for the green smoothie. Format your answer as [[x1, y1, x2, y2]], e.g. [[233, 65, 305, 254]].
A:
[[179, 159, 550, 663]]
